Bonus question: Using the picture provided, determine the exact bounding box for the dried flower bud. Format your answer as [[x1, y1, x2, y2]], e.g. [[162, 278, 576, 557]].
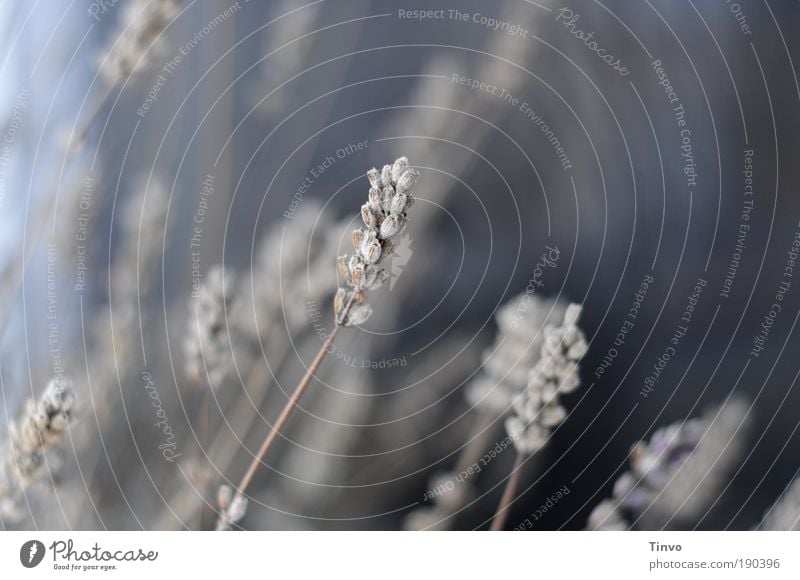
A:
[[361, 204, 377, 228], [345, 303, 373, 326], [217, 484, 233, 510], [2, 377, 76, 504], [350, 262, 365, 287], [367, 168, 381, 189], [395, 168, 419, 194], [381, 164, 392, 186], [380, 214, 403, 238], [333, 288, 347, 316], [381, 186, 395, 210], [364, 241, 381, 264], [391, 156, 408, 183], [368, 187, 382, 211], [227, 495, 248, 524], [99, 0, 183, 86], [390, 193, 408, 214], [337, 256, 349, 281], [183, 265, 237, 387], [352, 228, 364, 250], [562, 304, 581, 330]]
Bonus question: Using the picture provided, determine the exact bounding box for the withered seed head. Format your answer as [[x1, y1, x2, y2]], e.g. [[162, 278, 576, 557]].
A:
[[391, 157, 408, 182], [380, 214, 402, 238], [364, 241, 381, 264], [361, 204, 377, 228], [352, 228, 364, 249], [337, 256, 349, 281], [335, 157, 418, 326], [367, 168, 381, 189]]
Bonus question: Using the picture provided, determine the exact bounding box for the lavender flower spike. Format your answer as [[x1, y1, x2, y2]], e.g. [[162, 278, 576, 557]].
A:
[[335, 157, 418, 326]]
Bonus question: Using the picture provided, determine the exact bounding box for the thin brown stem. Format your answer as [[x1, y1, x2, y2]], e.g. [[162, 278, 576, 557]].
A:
[[236, 326, 338, 496], [218, 310, 350, 529], [490, 451, 525, 531], [156, 337, 285, 530]]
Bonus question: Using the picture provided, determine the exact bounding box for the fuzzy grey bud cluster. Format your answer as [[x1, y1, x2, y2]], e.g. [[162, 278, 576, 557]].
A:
[[215, 484, 248, 531], [588, 398, 749, 530], [184, 265, 236, 388], [466, 295, 568, 414], [100, 0, 182, 86], [0, 378, 76, 521], [505, 304, 587, 455], [8, 378, 76, 483], [335, 157, 418, 326]]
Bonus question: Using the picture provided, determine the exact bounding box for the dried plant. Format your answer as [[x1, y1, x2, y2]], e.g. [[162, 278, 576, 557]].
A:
[[504, 304, 587, 456], [215, 484, 248, 531], [216, 156, 419, 530], [99, 0, 182, 87], [334, 157, 418, 326], [183, 264, 237, 525], [156, 206, 345, 529], [468, 296, 569, 415], [184, 265, 237, 388], [0, 378, 76, 522], [587, 397, 750, 530], [759, 475, 800, 531], [259, 355, 372, 529], [405, 294, 568, 530], [66, 175, 169, 527], [491, 303, 587, 530]]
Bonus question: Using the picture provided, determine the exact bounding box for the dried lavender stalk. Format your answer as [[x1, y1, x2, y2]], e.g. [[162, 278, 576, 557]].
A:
[[505, 304, 587, 456], [155, 207, 346, 529], [184, 265, 237, 388], [335, 156, 418, 326], [216, 157, 418, 530], [181, 265, 238, 527], [65, 176, 169, 528], [0, 378, 76, 523], [99, 0, 182, 87], [468, 296, 569, 415], [587, 397, 749, 530], [215, 484, 248, 531], [491, 304, 587, 530], [405, 295, 568, 530]]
